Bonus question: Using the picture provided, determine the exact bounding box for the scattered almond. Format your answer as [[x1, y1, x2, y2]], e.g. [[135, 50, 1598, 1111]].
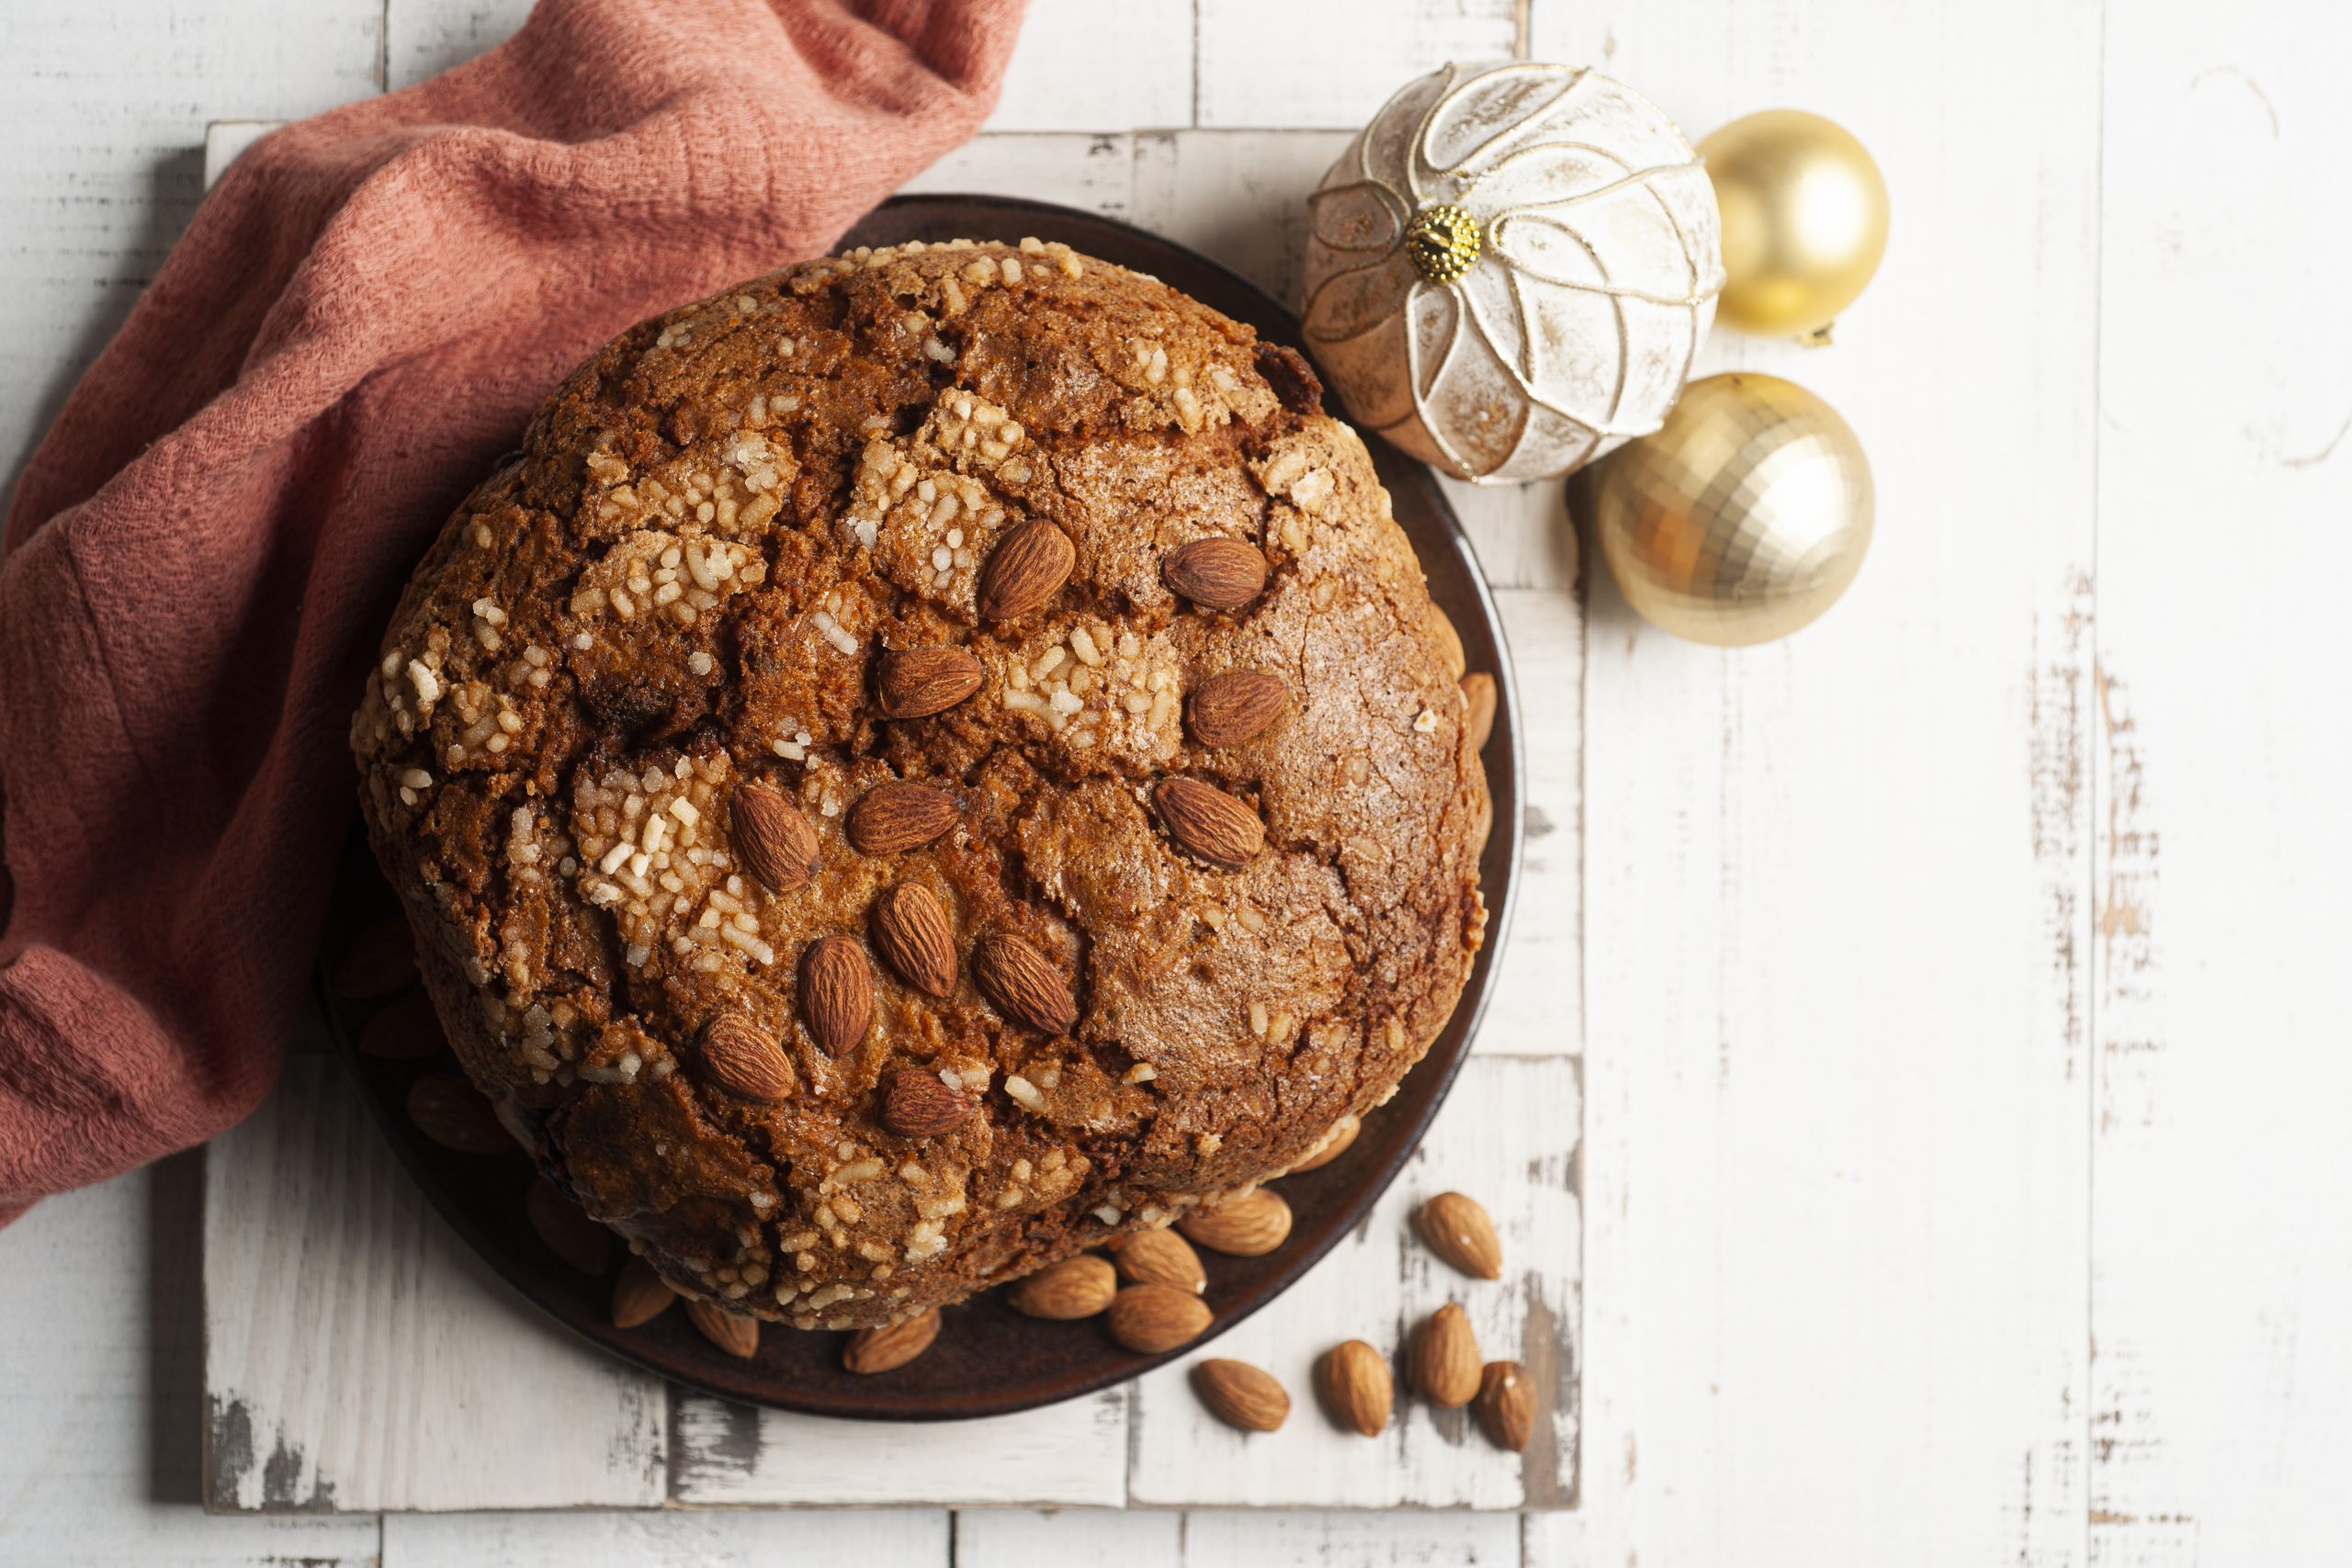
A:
[[730, 782, 820, 894], [846, 781, 959, 854], [685, 1299, 760, 1359], [1476, 1359, 1534, 1452], [1417, 1191, 1502, 1280], [844, 1308, 941, 1373], [1185, 670, 1287, 748], [1178, 1188, 1291, 1257], [1285, 1113, 1359, 1175], [356, 991, 447, 1059], [1111, 1228, 1205, 1293], [870, 884, 956, 996], [334, 915, 416, 998], [611, 1258, 676, 1328], [1152, 777, 1265, 870], [406, 1073, 512, 1154], [798, 936, 873, 1056], [1462, 671, 1497, 752], [1161, 536, 1268, 610], [1409, 1303, 1482, 1407], [1008, 1254, 1117, 1319], [526, 1177, 612, 1276], [1193, 1359, 1290, 1433], [1106, 1283, 1213, 1353], [976, 518, 1075, 621], [974, 930, 1078, 1034], [698, 1012, 794, 1101], [881, 1066, 973, 1139], [1317, 1339, 1392, 1437], [877, 644, 985, 718]]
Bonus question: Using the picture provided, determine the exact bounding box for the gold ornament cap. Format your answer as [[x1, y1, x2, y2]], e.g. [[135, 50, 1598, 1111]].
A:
[[1403, 204, 1481, 284]]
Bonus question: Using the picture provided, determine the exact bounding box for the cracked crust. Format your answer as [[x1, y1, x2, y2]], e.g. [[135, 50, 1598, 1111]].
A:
[[351, 238, 1489, 1329]]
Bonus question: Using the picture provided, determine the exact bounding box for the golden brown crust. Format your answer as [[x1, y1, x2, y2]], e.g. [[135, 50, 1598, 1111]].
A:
[[351, 238, 1488, 1328]]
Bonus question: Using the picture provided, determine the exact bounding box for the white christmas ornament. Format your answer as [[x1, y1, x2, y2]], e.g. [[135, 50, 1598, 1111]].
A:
[[1303, 62, 1724, 484]]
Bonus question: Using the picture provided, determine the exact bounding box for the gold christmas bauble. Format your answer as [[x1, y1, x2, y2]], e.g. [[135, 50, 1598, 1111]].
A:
[[1590, 372, 1872, 646], [1699, 109, 1887, 341]]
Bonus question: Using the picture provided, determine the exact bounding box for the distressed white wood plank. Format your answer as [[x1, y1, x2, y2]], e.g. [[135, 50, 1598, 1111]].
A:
[[899, 131, 1143, 221], [2089, 6, 2352, 1563], [985, 0, 1194, 132], [1542, 0, 2102, 1563], [385, 0, 532, 91], [383, 1508, 949, 1566], [1129, 130, 1353, 311], [0, 0, 379, 511], [1194, 0, 1522, 130], [956, 1506, 1523, 1565], [1475, 590, 1582, 1059], [669, 1387, 1127, 1506], [0, 1164, 380, 1565], [203, 1059, 667, 1513], [1127, 1055, 1579, 1509], [1183, 1510, 1525, 1565]]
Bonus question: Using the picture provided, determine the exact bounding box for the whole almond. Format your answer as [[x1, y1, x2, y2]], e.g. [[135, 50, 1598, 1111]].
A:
[[730, 783, 820, 894], [1286, 1112, 1359, 1175], [1162, 536, 1268, 611], [1185, 670, 1287, 749], [611, 1258, 677, 1329], [871, 884, 956, 996], [881, 1066, 973, 1139], [406, 1073, 512, 1154], [846, 781, 959, 855], [1193, 1359, 1291, 1433], [977, 518, 1075, 621], [1177, 1188, 1291, 1257], [1409, 1303, 1482, 1407], [1462, 671, 1497, 752], [1152, 777, 1264, 870], [1417, 1191, 1503, 1280], [1476, 1360, 1534, 1452], [799, 936, 873, 1056], [1106, 1283, 1213, 1353], [1008, 1254, 1117, 1319], [357, 991, 447, 1059], [1317, 1339, 1393, 1437], [877, 645, 985, 718], [1112, 1228, 1205, 1294], [844, 1308, 941, 1373], [334, 915, 417, 998], [698, 1012, 794, 1101], [526, 1177, 612, 1276], [685, 1299, 760, 1359], [975, 931, 1078, 1034]]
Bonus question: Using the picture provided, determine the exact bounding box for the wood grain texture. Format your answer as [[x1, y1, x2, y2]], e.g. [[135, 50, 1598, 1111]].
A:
[[668, 1388, 1129, 1506], [203, 1058, 668, 1513], [1126, 1056, 1581, 1509], [2089, 7, 2352, 1563], [1193, 0, 1523, 129], [956, 1506, 1523, 1565], [1537, 0, 2104, 1562], [382, 1509, 948, 1566]]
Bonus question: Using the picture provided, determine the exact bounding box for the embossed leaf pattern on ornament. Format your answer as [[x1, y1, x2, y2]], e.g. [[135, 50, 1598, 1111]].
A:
[[1304, 62, 1725, 483]]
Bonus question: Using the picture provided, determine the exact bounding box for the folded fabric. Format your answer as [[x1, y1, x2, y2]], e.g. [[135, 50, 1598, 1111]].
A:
[[0, 0, 1027, 1223]]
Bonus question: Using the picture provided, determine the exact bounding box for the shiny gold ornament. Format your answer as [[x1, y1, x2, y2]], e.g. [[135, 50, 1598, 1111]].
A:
[[1403, 203, 1481, 284], [1590, 372, 1872, 646], [1700, 109, 1887, 342]]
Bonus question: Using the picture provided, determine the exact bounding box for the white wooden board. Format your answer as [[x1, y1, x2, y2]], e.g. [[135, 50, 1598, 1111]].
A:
[[202, 1057, 669, 1513]]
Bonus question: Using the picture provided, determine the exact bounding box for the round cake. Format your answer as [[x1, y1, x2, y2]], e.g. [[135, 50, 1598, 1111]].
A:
[[350, 236, 1490, 1330]]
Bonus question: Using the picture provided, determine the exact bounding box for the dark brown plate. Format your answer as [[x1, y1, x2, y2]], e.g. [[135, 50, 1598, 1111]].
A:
[[319, 194, 1524, 1421]]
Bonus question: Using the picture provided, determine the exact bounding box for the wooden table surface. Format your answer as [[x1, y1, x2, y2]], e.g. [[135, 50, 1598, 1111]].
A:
[[6, 0, 2348, 1564]]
